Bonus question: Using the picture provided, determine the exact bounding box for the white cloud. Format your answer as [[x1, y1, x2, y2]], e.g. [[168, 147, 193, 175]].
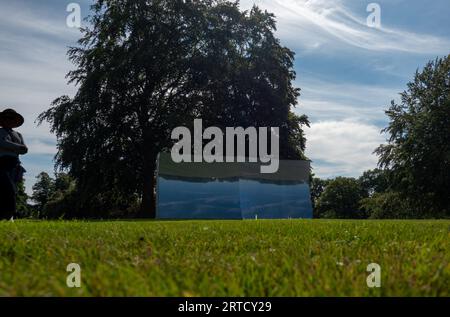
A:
[[305, 119, 386, 178], [299, 99, 384, 122], [295, 76, 401, 122], [240, 0, 450, 54], [0, 4, 80, 40], [25, 138, 57, 156], [294, 77, 394, 178]]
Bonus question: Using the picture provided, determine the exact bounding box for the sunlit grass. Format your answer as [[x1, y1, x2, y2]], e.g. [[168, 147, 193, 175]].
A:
[[0, 219, 448, 296]]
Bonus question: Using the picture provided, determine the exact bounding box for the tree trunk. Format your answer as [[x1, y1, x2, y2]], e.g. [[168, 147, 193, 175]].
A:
[[138, 152, 157, 219]]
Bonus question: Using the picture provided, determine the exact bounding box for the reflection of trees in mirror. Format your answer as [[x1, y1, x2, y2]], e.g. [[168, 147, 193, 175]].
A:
[[159, 175, 308, 186]]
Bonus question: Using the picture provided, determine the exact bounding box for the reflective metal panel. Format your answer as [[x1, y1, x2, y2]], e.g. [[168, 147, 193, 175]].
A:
[[239, 179, 313, 219], [157, 177, 241, 219], [156, 153, 313, 219]]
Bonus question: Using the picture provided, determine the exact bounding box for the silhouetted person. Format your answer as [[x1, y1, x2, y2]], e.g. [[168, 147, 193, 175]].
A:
[[0, 109, 27, 220]]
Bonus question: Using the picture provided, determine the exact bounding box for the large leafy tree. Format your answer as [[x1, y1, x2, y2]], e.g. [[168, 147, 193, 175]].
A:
[[315, 177, 368, 219], [375, 55, 450, 215], [39, 0, 308, 218], [16, 181, 30, 218], [309, 176, 329, 217], [358, 169, 389, 197], [31, 172, 55, 212]]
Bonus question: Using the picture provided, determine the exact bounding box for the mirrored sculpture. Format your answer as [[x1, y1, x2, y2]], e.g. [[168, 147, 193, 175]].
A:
[[156, 153, 313, 219]]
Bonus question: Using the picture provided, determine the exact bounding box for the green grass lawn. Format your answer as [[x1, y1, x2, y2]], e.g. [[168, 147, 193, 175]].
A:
[[0, 219, 448, 297]]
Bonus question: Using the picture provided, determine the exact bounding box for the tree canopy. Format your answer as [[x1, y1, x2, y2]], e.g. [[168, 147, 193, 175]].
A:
[[315, 177, 368, 219], [375, 55, 450, 216], [31, 172, 54, 211]]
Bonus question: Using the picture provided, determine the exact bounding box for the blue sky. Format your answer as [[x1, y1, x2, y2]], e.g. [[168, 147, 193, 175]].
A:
[[0, 0, 449, 193]]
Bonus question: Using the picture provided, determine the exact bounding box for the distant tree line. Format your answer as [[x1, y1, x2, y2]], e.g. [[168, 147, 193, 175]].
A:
[[18, 172, 140, 219], [311, 169, 402, 219]]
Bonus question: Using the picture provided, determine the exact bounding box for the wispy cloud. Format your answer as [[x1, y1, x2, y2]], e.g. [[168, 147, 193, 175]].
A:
[[0, 3, 80, 40], [296, 76, 401, 122], [241, 0, 450, 54]]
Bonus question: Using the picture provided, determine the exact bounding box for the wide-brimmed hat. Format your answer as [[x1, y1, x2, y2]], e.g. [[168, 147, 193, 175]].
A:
[[0, 109, 25, 128]]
